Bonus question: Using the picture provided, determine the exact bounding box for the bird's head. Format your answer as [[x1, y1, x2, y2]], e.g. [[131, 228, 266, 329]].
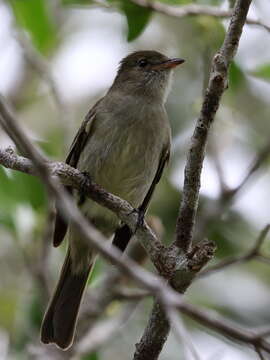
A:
[[111, 50, 185, 103]]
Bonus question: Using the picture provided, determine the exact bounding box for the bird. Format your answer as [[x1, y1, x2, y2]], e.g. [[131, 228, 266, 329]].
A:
[[40, 50, 185, 350]]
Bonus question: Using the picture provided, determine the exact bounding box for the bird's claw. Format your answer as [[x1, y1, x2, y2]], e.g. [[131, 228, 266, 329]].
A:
[[130, 208, 145, 233], [81, 171, 92, 186], [78, 171, 92, 205]]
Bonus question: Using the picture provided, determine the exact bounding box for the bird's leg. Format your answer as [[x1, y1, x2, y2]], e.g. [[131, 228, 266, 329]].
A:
[[112, 207, 145, 252], [129, 206, 146, 233], [81, 171, 93, 182], [78, 171, 93, 205]]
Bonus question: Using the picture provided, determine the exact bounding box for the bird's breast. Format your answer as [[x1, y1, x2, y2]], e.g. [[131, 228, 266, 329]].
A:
[[78, 102, 170, 208]]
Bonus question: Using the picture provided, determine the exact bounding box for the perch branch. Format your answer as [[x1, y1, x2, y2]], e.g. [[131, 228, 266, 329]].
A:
[[0, 93, 270, 358], [134, 0, 255, 359]]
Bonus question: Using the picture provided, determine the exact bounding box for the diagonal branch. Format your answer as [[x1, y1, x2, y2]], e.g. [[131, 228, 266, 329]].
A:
[[0, 147, 164, 267], [194, 141, 270, 244], [199, 224, 270, 277], [0, 91, 270, 358]]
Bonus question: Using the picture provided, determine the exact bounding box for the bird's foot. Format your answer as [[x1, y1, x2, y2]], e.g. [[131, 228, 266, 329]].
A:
[[130, 207, 145, 233], [81, 171, 92, 184], [78, 171, 92, 205]]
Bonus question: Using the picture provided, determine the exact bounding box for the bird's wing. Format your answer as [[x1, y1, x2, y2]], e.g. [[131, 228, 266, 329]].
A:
[[112, 147, 170, 251], [139, 147, 170, 214], [53, 99, 102, 247]]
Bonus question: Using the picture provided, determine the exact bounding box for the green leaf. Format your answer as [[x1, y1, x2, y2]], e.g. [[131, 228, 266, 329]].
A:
[[120, 0, 152, 42], [0, 166, 46, 211], [62, 0, 92, 4], [250, 64, 270, 81], [194, 0, 224, 4], [82, 352, 100, 360], [9, 0, 57, 53]]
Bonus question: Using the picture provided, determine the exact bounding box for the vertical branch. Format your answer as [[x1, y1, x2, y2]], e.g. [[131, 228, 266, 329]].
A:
[[175, 0, 252, 252], [134, 0, 253, 359], [134, 301, 170, 360]]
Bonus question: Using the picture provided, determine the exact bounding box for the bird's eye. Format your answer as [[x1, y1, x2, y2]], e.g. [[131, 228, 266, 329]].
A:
[[138, 59, 148, 67]]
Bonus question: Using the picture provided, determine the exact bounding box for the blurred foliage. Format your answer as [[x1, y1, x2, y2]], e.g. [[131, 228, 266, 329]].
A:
[[229, 61, 246, 91], [251, 63, 270, 81], [82, 353, 100, 360], [9, 0, 57, 53], [1, 0, 270, 359]]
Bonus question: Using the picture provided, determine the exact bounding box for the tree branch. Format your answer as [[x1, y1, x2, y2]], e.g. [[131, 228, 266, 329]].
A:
[[0, 91, 270, 358], [0, 147, 164, 267], [1, 0, 268, 359], [194, 141, 270, 244], [174, 0, 253, 253], [76, 302, 138, 356], [199, 224, 270, 277], [130, 0, 270, 33], [134, 0, 254, 359]]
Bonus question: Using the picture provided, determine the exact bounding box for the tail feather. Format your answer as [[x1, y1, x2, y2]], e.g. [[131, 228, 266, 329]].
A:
[[41, 249, 92, 350]]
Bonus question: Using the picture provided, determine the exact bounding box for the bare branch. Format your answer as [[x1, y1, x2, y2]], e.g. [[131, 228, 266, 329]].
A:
[[133, 300, 170, 360], [15, 32, 65, 116], [194, 141, 270, 245], [0, 94, 270, 360], [0, 147, 164, 267], [130, 0, 270, 33], [254, 326, 270, 339], [133, 240, 215, 360], [174, 0, 253, 252], [76, 302, 138, 356], [200, 224, 270, 277], [166, 306, 201, 360], [5, 0, 72, 151], [230, 142, 270, 197], [254, 345, 267, 360], [256, 254, 270, 265], [135, 0, 255, 358]]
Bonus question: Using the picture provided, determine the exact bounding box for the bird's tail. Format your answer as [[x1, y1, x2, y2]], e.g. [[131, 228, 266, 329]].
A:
[[40, 248, 92, 350]]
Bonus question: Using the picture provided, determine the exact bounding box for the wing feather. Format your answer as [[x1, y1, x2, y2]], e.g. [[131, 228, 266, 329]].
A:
[[53, 99, 102, 247]]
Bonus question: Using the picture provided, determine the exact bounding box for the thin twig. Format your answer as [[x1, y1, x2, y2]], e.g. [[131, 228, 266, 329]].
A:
[[230, 142, 270, 197], [255, 255, 270, 265], [255, 345, 267, 360], [208, 139, 229, 194], [166, 306, 201, 360], [194, 142, 270, 244], [254, 327, 270, 339], [130, 0, 270, 33], [200, 224, 270, 277], [76, 302, 138, 356]]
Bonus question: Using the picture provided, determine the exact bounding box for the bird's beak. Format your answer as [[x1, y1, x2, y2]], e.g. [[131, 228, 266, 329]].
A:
[[151, 58, 185, 70]]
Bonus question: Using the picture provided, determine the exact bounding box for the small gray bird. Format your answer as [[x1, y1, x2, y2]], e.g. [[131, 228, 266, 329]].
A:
[[40, 50, 184, 350]]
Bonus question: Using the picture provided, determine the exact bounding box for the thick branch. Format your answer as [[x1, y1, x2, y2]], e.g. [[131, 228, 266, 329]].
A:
[[175, 0, 252, 252], [134, 0, 254, 359]]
